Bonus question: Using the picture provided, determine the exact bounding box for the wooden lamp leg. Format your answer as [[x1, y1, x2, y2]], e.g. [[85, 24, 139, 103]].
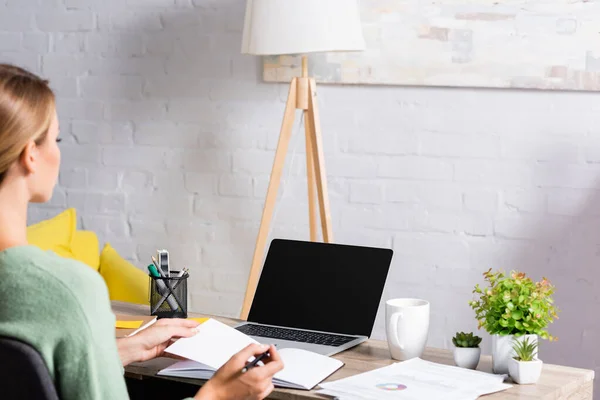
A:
[[305, 109, 319, 242], [300, 57, 319, 242], [240, 79, 298, 321], [307, 78, 333, 242]]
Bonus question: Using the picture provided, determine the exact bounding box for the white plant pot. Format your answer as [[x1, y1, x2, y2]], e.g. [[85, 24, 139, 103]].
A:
[[453, 347, 481, 370], [508, 357, 543, 384], [492, 334, 538, 374]]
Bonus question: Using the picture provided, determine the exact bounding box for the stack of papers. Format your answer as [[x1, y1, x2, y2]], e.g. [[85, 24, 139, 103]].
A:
[[317, 358, 511, 400], [161, 318, 344, 390]]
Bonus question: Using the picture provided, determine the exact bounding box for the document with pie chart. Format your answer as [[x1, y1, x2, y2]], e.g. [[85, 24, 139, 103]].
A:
[[317, 358, 511, 400]]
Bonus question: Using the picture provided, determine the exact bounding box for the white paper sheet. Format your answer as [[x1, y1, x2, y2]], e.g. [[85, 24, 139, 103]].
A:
[[165, 318, 259, 370], [318, 358, 511, 400]]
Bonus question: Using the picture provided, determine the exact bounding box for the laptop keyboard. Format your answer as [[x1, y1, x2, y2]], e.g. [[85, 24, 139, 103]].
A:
[[235, 324, 357, 347]]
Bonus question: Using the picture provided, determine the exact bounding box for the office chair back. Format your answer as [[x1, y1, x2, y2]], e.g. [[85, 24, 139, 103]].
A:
[[0, 336, 59, 400]]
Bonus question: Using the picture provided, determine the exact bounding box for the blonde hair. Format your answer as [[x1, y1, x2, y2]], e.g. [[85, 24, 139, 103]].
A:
[[0, 64, 55, 185]]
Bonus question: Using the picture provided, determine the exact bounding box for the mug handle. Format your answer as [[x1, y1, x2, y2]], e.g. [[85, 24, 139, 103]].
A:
[[389, 312, 404, 350]]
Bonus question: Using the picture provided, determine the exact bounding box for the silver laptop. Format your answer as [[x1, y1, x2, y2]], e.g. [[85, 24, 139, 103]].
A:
[[235, 239, 393, 356]]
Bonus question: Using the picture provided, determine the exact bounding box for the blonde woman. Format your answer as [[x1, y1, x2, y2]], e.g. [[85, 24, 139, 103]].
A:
[[0, 64, 282, 400]]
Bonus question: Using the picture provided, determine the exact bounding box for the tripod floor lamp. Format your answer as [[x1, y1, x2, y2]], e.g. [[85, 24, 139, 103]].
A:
[[239, 0, 365, 320]]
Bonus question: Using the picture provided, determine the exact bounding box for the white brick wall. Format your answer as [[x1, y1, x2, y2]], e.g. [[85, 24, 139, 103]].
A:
[[3, 0, 600, 395], [36, 12, 96, 32]]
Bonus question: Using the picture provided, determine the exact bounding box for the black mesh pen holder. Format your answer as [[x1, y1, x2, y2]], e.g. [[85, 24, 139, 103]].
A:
[[149, 272, 188, 318]]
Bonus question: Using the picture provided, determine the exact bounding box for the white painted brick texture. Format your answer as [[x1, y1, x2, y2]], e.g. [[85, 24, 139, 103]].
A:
[[2, 0, 598, 395]]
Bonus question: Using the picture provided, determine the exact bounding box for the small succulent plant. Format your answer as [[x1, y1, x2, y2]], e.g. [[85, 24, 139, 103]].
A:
[[452, 332, 482, 348], [512, 337, 538, 361]]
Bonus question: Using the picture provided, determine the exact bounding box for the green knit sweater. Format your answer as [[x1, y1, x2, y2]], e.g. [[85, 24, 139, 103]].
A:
[[0, 245, 129, 400]]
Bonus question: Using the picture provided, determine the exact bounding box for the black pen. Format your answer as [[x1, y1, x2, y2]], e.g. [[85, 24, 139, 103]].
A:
[[241, 350, 271, 373]]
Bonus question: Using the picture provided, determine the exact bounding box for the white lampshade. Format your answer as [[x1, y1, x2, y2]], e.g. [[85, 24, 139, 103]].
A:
[[241, 0, 365, 56]]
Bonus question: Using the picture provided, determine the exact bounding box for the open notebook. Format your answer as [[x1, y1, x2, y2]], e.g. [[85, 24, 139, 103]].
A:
[[161, 318, 344, 390]]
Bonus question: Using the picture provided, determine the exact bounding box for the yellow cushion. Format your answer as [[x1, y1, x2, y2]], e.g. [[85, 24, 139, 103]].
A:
[[100, 243, 149, 305], [27, 208, 76, 252], [71, 230, 100, 271]]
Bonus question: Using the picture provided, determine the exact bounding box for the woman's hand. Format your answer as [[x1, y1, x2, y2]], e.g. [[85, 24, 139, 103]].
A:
[[195, 344, 284, 400], [117, 318, 199, 366]]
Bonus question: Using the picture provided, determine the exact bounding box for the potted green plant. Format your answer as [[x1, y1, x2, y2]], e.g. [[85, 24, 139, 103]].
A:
[[508, 336, 542, 384], [452, 332, 482, 369], [469, 269, 558, 374]]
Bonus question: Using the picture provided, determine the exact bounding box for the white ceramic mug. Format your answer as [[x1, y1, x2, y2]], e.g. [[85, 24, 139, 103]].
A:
[[385, 298, 430, 361]]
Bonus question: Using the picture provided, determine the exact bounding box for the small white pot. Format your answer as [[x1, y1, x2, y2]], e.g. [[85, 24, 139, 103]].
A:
[[492, 334, 538, 374], [508, 357, 543, 384], [453, 347, 481, 370]]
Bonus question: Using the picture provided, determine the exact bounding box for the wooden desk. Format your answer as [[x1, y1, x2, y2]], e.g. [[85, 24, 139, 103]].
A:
[[113, 301, 594, 400]]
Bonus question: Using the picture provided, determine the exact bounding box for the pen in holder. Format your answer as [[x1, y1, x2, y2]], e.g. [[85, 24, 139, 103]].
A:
[[150, 271, 188, 318]]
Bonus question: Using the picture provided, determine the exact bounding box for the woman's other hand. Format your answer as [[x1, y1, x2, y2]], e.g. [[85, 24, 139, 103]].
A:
[[117, 318, 199, 366]]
